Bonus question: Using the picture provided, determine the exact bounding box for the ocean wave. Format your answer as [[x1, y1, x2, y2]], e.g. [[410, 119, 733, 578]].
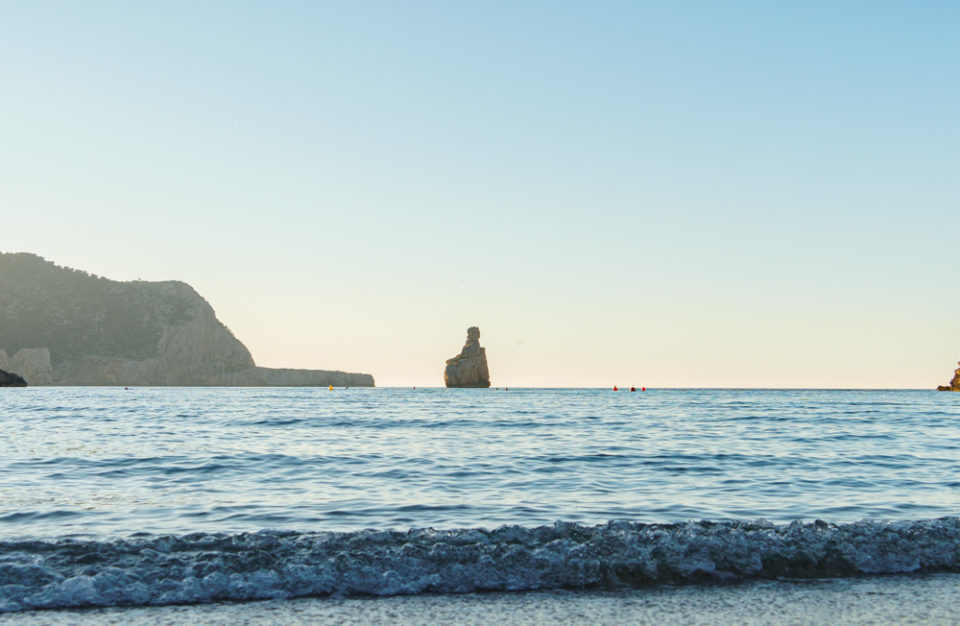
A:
[[2, 517, 959, 612]]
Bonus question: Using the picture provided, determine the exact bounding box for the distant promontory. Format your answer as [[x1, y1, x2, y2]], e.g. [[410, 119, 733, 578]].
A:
[[0, 253, 374, 387]]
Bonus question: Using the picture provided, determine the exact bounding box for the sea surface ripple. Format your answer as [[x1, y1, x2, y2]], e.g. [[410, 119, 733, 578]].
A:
[[2, 387, 960, 612], [2, 387, 958, 538]]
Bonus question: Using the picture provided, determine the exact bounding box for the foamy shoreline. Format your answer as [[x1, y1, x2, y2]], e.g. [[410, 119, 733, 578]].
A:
[[3, 575, 957, 625]]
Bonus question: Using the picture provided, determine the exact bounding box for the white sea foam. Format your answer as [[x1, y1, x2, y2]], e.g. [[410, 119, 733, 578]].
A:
[[2, 518, 960, 613]]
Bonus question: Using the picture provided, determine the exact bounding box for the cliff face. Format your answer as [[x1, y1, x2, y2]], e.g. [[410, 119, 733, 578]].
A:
[[0, 253, 374, 386], [0, 348, 54, 384]]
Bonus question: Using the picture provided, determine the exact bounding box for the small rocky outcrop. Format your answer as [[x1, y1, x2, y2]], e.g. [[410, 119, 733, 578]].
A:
[[937, 361, 960, 392], [444, 326, 490, 388], [0, 368, 27, 387]]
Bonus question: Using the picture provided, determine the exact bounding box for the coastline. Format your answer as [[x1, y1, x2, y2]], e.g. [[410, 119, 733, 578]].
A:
[[4, 574, 958, 625]]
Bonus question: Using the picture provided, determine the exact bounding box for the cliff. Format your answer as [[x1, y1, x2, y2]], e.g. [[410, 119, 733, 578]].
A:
[[0, 253, 374, 386], [444, 326, 490, 388]]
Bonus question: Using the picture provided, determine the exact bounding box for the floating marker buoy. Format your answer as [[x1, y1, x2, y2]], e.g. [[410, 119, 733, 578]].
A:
[[642, 387, 646, 391], [613, 386, 618, 391], [630, 387, 636, 392], [328, 385, 333, 391]]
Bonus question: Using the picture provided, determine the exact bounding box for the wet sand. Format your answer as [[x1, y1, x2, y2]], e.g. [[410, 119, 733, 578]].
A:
[[3, 574, 958, 625]]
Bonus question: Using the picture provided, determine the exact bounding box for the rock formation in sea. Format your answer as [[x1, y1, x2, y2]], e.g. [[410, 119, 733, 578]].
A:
[[937, 361, 960, 392], [0, 252, 374, 387], [444, 326, 490, 388], [0, 367, 27, 387]]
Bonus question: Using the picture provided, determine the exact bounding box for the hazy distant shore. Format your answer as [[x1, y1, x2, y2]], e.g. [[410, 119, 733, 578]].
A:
[[0, 253, 374, 387]]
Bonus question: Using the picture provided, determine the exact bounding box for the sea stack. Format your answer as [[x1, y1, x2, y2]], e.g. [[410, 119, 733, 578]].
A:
[[444, 326, 490, 388], [0, 368, 27, 387], [937, 361, 960, 391]]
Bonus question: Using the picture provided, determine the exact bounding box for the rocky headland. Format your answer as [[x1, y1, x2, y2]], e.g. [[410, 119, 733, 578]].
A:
[[0, 253, 374, 387], [0, 367, 27, 387], [937, 361, 960, 392], [444, 326, 490, 388]]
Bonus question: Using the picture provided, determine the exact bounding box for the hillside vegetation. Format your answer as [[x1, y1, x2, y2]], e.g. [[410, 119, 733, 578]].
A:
[[0, 253, 209, 366], [0, 252, 373, 386]]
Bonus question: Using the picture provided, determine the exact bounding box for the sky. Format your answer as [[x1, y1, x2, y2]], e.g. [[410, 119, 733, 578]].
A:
[[1, 1, 958, 388]]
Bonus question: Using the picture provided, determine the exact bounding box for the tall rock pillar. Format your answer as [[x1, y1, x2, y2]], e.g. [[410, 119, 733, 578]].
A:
[[444, 326, 490, 388]]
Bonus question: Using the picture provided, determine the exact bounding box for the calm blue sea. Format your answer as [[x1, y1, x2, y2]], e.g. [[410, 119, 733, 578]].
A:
[[1, 387, 959, 612]]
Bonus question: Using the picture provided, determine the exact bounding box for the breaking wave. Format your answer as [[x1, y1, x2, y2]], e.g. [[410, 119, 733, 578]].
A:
[[3, 517, 960, 612]]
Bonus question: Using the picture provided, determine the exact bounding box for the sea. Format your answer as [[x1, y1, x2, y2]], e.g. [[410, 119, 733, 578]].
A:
[[1, 387, 959, 618]]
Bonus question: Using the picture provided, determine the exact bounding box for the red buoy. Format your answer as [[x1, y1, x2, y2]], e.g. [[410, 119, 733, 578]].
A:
[[613, 386, 618, 391], [630, 387, 636, 392], [641, 387, 646, 391]]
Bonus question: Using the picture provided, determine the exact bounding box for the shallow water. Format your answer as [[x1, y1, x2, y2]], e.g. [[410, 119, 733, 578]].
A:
[[1, 387, 959, 612], [2, 388, 959, 537], [6, 575, 959, 626]]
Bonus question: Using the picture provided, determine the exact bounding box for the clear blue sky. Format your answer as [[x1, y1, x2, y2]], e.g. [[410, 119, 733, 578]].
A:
[[1, 1, 957, 387]]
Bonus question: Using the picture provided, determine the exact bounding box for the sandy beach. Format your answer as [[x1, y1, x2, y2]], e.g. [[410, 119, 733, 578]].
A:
[[4, 573, 957, 625]]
